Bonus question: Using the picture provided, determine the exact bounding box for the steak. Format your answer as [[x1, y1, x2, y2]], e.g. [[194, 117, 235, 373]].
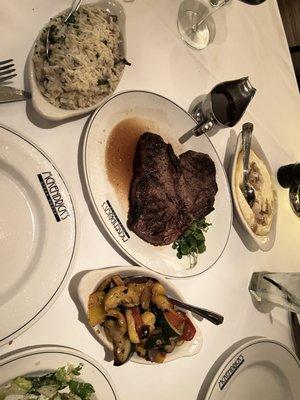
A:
[[178, 151, 217, 221], [127, 132, 218, 246]]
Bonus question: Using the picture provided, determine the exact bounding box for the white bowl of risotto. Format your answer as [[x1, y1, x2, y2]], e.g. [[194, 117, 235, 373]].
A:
[[29, 1, 127, 121]]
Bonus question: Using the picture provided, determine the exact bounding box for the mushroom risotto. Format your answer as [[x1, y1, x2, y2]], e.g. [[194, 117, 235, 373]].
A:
[[33, 5, 126, 110]]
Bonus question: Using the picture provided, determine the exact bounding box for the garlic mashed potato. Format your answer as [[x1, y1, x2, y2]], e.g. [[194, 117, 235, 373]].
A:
[[235, 150, 275, 236]]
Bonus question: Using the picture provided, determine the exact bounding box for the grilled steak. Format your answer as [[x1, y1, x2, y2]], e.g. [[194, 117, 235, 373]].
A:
[[178, 151, 218, 221], [127, 132, 218, 246]]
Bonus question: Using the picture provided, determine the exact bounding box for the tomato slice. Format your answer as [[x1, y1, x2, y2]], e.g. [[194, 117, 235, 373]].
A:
[[181, 315, 196, 341]]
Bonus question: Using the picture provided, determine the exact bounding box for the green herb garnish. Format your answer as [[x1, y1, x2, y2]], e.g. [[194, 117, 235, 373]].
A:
[[172, 218, 211, 268], [69, 381, 95, 400], [97, 78, 108, 86]]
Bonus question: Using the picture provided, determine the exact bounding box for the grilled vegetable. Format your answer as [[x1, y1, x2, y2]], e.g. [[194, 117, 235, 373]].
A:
[[141, 311, 156, 332], [136, 343, 147, 358], [104, 283, 146, 311], [125, 309, 140, 343], [181, 315, 196, 341], [87, 290, 106, 327], [132, 307, 149, 339], [157, 309, 185, 338], [104, 286, 127, 311], [90, 274, 195, 365], [111, 274, 124, 286], [151, 282, 166, 296], [140, 285, 152, 310], [103, 319, 134, 366], [97, 277, 112, 292], [114, 338, 134, 366], [151, 295, 173, 311], [106, 309, 127, 334], [147, 349, 166, 363], [164, 339, 176, 353], [144, 332, 170, 349]]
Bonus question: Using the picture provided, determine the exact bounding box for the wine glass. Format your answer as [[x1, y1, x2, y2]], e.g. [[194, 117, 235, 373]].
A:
[[177, 0, 266, 50], [177, 0, 231, 50]]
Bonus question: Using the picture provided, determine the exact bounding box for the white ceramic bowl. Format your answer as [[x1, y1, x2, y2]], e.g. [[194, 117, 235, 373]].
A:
[[29, 0, 126, 121], [77, 266, 203, 364], [230, 132, 278, 251]]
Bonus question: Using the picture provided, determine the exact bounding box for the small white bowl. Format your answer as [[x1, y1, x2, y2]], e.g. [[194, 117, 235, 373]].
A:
[[77, 266, 203, 364], [230, 132, 278, 251], [29, 0, 126, 121]]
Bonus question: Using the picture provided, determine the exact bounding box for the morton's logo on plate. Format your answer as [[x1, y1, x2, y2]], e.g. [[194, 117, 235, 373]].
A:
[[38, 172, 70, 222], [102, 200, 130, 242], [218, 354, 245, 390]]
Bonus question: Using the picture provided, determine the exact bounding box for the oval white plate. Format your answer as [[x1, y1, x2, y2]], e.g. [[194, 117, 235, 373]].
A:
[[77, 266, 203, 364], [0, 124, 76, 346], [204, 338, 300, 400], [82, 90, 232, 278], [230, 132, 278, 251], [29, 0, 126, 121], [0, 345, 119, 400]]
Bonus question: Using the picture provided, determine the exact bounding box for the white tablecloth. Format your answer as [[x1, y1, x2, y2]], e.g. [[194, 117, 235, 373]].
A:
[[0, 1, 300, 399]]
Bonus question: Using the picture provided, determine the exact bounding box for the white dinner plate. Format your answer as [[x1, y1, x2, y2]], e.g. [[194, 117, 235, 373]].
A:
[[82, 90, 232, 277], [0, 345, 119, 400], [204, 338, 300, 400], [0, 124, 76, 346]]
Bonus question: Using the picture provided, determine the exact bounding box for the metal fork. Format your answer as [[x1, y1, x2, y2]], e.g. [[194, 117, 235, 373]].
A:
[[0, 59, 17, 83]]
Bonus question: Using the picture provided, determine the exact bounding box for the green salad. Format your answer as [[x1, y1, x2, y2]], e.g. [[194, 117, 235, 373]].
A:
[[0, 364, 95, 400]]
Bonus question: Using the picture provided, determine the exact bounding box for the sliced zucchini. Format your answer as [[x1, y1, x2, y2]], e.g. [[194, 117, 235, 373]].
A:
[[125, 309, 140, 343], [103, 319, 134, 366], [151, 282, 166, 296], [111, 274, 124, 286], [106, 309, 127, 334], [151, 295, 173, 311], [104, 286, 127, 311]]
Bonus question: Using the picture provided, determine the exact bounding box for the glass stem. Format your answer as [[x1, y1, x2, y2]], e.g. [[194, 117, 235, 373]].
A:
[[196, 0, 230, 30]]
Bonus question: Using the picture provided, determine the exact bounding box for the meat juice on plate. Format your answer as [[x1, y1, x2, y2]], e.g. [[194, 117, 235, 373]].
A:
[[105, 117, 170, 209]]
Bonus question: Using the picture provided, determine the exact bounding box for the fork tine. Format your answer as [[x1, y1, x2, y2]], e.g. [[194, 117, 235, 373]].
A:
[[0, 59, 13, 66], [0, 63, 14, 71], [0, 68, 16, 77], [0, 74, 17, 83]]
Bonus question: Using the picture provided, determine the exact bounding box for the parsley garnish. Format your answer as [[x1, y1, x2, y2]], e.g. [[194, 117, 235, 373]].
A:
[[172, 218, 211, 268]]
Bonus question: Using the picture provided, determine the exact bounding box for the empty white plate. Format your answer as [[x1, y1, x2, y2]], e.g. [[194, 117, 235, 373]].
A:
[[0, 345, 119, 400], [82, 90, 232, 278], [0, 124, 76, 346], [204, 338, 300, 400]]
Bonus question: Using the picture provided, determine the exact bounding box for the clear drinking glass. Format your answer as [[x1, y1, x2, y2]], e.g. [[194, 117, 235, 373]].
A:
[[249, 272, 300, 313], [177, 0, 231, 50]]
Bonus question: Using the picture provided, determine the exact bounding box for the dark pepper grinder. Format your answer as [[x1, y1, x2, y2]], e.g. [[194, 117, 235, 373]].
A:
[[277, 163, 300, 217]]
